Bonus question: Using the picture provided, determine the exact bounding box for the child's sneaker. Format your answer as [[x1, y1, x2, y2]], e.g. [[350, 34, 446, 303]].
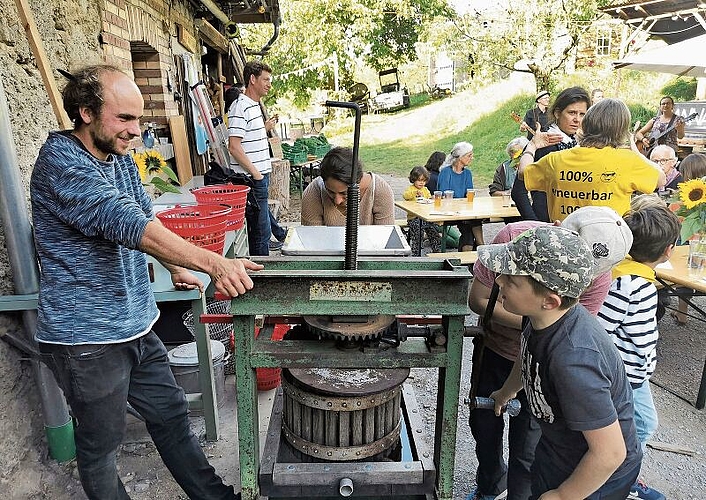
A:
[[465, 487, 507, 500], [628, 479, 666, 500]]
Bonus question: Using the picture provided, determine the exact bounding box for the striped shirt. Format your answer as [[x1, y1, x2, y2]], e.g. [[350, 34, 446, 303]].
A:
[[597, 272, 659, 386], [227, 94, 272, 175]]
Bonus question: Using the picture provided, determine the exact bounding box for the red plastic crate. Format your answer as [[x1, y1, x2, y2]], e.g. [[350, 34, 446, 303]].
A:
[[156, 204, 231, 254], [254, 324, 289, 391], [191, 184, 249, 230]]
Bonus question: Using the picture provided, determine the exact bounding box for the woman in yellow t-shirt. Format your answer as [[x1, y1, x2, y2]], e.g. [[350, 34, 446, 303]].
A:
[[519, 98, 666, 221]]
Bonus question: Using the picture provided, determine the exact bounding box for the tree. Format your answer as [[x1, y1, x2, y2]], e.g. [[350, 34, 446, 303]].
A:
[[238, 0, 452, 106], [430, 0, 611, 92]]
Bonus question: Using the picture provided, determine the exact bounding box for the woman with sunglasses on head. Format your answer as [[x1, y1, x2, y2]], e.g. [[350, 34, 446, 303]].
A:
[[511, 87, 591, 222]]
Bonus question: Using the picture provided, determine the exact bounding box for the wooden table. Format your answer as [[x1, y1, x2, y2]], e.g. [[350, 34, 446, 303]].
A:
[[395, 197, 520, 255], [290, 158, 321, 196], [655, 244, 706, 409], [427, 251, 478, 265]]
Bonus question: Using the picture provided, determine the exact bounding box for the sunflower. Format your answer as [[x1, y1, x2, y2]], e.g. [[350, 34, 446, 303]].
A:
[[679, 178, 706, 209], [132, 152, 148, 181]]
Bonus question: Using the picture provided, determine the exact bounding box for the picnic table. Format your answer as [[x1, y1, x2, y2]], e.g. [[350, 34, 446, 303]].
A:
[[655, 244, 706, 409], [395, 197, 520, 255]]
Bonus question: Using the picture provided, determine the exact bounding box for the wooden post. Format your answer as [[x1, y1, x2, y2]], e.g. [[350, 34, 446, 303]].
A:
[[269, 159, 290, 212], [169, 115, 194, 185], [14, 0, 72, 130]]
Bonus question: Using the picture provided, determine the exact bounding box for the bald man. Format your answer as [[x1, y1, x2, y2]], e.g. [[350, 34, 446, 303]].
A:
[[31, 65, 254, 499]]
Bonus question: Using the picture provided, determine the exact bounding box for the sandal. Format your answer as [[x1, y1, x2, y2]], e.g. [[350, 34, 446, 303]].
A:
[[670, 311, 687, 325]]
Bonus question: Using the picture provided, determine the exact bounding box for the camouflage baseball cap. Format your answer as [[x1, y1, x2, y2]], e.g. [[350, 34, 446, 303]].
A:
[[477, 225, 596, 298]]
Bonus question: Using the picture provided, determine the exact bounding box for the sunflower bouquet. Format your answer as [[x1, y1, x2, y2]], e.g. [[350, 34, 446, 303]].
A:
[[675, 177, 706, 242], [132, 150, 181, 194]]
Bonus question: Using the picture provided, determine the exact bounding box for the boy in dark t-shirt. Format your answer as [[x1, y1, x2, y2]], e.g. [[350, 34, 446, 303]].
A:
[[478, 226, 642, 500]]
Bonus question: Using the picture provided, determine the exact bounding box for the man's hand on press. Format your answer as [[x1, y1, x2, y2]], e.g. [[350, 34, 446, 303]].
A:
[[210, 258, 264, 298]]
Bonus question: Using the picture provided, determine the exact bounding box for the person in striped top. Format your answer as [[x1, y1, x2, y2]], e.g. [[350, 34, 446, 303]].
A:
[[597, 197, 680, 500], [227, 60, 279, 255]]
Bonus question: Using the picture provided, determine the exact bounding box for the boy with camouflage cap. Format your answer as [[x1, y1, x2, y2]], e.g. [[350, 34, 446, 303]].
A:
[[479, 226, 642, 500]]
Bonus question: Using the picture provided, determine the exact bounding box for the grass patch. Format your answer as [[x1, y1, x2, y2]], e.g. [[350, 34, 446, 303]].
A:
[[322, 86, 656, 188], [358, 94, 535, 186]]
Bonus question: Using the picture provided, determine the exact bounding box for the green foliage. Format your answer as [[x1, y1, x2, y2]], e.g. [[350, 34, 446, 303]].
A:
[[428, 0, 601, 91], [241, 0, 452, 107], [661, 77, 697, 102], [150, 165, 181, 194], [626, 103, 654, 129], [356, 94, 534, 184]]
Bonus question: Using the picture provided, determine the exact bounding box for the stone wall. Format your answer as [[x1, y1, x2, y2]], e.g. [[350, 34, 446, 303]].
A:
[[0, 0, 203, 495]]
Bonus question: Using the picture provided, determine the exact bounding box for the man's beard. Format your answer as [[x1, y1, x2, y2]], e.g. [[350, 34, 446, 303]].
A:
[[90, 128, 127, 157]]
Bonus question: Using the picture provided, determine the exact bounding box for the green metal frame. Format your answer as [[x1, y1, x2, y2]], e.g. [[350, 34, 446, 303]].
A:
[[227, 256, 471, 500]]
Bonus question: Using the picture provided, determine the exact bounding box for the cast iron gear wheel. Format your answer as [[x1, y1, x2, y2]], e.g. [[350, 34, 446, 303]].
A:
[[303, 315, 397, 341]]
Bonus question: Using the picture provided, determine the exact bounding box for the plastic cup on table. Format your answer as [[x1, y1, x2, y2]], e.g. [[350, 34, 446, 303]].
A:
[[443, 190, 454, 207], [688, 240, 706, 277], [466, 189, 475, 203], [433, 191, 442, 208], [502, 193, 512, 207]]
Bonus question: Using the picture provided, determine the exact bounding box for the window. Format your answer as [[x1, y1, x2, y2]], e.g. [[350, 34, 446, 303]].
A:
[[596, 28, 611, 56]]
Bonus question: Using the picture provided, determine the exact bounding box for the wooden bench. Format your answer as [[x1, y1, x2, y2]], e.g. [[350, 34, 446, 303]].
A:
[[426, 251, 478, 265]]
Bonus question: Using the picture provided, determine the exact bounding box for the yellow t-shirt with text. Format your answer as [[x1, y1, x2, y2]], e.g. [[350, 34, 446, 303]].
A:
[[524, 147, 659, 221]]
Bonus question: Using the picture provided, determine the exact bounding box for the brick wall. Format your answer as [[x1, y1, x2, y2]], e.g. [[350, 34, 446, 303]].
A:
[[100, 0, 199, 126]]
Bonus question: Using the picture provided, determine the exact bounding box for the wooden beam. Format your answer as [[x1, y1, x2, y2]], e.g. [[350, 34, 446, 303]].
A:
[[14, 0, 72, 130], [169, 115, 194, 185], [196, 19, 229, 53]]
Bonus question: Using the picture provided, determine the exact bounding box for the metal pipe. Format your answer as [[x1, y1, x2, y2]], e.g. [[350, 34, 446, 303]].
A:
[[0, 79, 75, 461], [197, 0, 280, 56], [245, 22, 280, 56], [197, 0, 230, 24], [338, 477, 353, 497], [324, 101, 361, 270]]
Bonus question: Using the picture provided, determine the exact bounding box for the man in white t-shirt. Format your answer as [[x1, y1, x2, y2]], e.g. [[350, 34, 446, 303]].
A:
[[227, 60, 278, 255]]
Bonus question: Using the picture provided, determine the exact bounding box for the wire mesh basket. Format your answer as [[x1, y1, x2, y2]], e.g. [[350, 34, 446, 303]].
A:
[[191, 184, 250, 230], [182, 300, 234, 373], [182, 302, 290, 379]]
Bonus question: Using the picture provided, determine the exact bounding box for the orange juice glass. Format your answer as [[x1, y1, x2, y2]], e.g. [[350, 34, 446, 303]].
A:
[[466, 189, 475, 202], [433, 191, 442, 208]]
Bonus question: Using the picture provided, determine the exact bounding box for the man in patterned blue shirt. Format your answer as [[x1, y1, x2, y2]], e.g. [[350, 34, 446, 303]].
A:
[[31, 64, 260, 499]]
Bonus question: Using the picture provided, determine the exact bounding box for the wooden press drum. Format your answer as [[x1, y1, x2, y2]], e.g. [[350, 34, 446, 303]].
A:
[[281, 367, 410, 461]]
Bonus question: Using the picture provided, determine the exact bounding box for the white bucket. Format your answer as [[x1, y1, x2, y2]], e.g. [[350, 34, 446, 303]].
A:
[[168, 340, 226, 410]]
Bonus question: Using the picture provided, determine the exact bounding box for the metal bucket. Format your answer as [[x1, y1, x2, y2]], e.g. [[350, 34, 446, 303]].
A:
[[168, 340, 226, 410], [281, 367, 409, 461]]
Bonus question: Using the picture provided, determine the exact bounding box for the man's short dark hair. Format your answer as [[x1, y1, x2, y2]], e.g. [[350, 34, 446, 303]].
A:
[[62, 65, 125, 128], [243, 60, 272, 87], [320, 147, 364, 184], [624, 205, 680, 263]]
